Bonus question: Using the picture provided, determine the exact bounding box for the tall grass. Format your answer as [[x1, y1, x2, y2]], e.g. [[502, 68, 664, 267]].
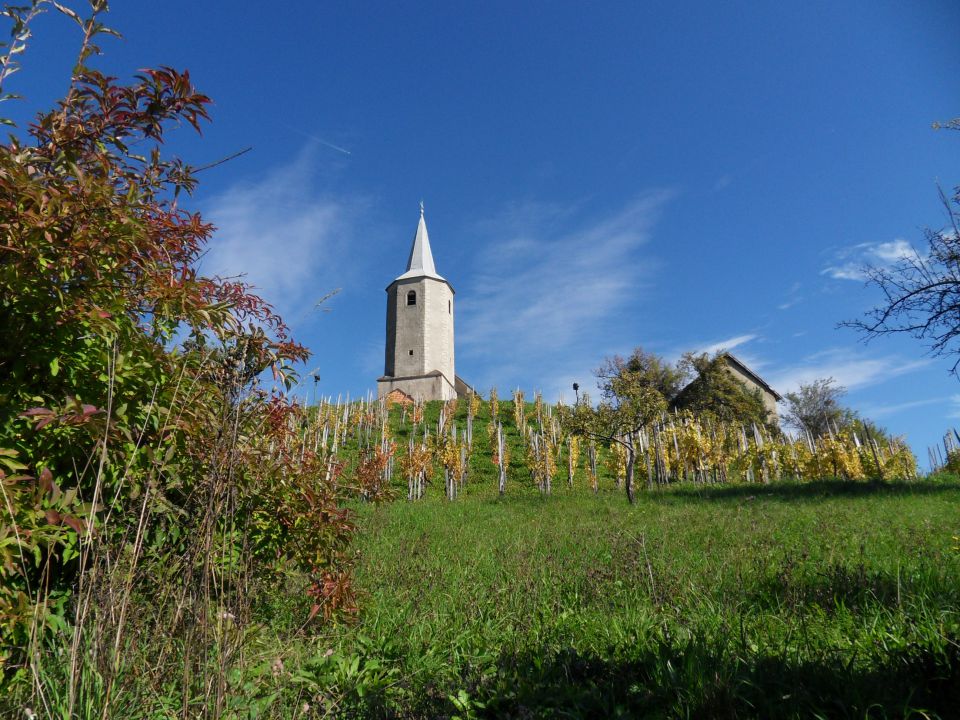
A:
[[3, 355, 354, 719], [6, 389, 955, 718], [321, 480, 960, 717]]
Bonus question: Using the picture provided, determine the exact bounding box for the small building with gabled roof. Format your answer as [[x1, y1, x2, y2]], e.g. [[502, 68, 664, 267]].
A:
[[671, 352, 781, 424], [717, 352, 781, 422]]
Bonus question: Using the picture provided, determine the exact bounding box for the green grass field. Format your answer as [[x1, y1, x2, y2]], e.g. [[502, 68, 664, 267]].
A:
[[300, 479, 960, 718], [9, 399, 958, 718]]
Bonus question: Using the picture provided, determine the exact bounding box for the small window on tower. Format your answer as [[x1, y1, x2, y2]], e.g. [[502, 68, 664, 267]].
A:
[[448, 300, 451, 313], [409, 350, 414, 356], [407, 291, 416, 306]]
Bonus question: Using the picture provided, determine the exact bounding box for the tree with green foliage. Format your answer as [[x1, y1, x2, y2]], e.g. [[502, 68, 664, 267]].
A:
[[671, 352, 771, 429], [0, 2, 355, 708], [565, 348, 672, 503], [781, 378, 847, 438], [782, 378, 897, 462], [595, 347, 685, 403]]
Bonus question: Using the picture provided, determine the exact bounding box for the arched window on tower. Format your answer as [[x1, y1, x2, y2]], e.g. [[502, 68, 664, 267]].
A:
[[407, 290, 416, 306]]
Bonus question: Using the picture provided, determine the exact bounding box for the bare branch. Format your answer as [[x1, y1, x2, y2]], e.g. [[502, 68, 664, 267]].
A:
[[843, 189, 960, 376]]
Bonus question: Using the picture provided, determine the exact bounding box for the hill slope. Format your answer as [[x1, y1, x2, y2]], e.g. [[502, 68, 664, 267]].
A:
[[288, 397, 960, 718]]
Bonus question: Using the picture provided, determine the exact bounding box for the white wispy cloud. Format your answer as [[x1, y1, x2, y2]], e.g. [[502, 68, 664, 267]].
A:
[[456, 191, 675, 396], [822, 238, 918, 281], [200, 148, 355, 321], [766, 347, 932, 395], [777, 281, 803, 310], [871, 238, 916, 263], [697, 333, 758, 356]]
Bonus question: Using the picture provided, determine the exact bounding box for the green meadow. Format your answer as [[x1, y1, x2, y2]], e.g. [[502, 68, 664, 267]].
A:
[[7, 393, 960, 719], [287, 477, 960, 718]]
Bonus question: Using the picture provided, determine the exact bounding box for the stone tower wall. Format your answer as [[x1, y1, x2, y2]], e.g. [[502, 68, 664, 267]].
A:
[[384, 276, 454, 387]]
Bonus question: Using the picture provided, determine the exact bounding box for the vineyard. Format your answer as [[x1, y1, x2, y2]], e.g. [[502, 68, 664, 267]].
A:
[[304, 390, 921, 504], [5, 383, 958, 717], [192, 393, 960, 718], [213, 393, 959, 718]]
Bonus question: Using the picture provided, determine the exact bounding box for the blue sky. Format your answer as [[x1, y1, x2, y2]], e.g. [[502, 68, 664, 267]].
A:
[[11, 1, 960, 463]]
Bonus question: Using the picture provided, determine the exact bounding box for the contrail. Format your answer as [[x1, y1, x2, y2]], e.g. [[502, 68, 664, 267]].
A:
[[282, 123, 352, 155], [310, 136, 352, 156]]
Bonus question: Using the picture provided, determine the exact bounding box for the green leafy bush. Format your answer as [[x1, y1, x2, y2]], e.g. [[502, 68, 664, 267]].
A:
[[0, 2, 356, 712]]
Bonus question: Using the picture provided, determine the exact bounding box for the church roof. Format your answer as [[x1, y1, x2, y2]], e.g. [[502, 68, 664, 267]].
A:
[[394, 204, 446, 282]]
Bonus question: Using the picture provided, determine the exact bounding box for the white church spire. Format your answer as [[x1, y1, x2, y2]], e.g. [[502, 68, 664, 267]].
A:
[[396, 203, 444, 281]]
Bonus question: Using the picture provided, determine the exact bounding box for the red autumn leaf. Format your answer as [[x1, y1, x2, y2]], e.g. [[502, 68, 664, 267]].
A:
[[39, 467, 57, 495], [62, 514, 86, 535], [21, 407, 53, 417]]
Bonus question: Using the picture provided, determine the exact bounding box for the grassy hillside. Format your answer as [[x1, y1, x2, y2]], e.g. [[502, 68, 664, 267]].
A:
[[10, 396, 957, 718], [261, 400, 960, 718], [298, 482, 959, 718]]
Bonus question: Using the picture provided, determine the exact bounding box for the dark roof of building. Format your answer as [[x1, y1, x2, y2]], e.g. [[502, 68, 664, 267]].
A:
[[454, 375, 475, 396], [721, 352, 782, 401]]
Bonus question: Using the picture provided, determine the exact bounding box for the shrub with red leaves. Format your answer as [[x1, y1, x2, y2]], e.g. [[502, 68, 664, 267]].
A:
[[0, 2, 352, 680]]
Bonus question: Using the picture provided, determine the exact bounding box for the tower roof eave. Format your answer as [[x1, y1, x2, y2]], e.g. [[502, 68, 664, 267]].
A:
[[393, 267, 446, 282], [385, 274, 455, 293]]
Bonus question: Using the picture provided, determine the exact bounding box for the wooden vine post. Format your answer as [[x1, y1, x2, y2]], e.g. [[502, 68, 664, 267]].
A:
[[588, 441, 598, 493], [496, 421, 507, 495]]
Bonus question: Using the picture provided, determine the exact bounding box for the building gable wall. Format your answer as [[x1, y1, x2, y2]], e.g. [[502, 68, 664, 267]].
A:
[[723, 363, 779, 420]]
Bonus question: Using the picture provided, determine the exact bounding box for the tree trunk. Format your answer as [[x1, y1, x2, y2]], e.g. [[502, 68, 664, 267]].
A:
[[625, 443, 636, 504]]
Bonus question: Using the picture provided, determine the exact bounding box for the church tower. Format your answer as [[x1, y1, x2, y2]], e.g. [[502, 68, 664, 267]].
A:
[[377, 204, 457, 402]]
